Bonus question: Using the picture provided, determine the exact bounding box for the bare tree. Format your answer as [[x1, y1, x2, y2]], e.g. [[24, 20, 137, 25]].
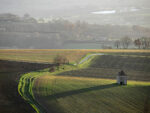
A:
[[121, 36, 132, 49], [140, 37, 150, 49], [53, 55, 69, 70], [134, 39, 141, 49], [114, 40, 121, 49]]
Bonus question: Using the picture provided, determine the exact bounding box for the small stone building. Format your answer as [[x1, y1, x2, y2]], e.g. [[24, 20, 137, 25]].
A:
[[117, 70, 127, 85]]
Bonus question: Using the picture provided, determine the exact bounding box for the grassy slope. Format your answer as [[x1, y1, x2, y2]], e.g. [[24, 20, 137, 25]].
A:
[[32, 51, 150, 113], [33, 75, 150, 113], [10, 49, 150, 113]]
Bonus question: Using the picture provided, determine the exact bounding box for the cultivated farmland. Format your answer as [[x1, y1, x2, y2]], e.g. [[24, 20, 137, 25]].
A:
[[58, 55, 150, 81], [33, 75, 150, 113], [0, 49, 150, 113], [0, 49, 150, 63]]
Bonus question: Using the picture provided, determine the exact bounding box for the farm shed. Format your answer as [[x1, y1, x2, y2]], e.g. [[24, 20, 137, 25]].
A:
[[117, 70, 127, 85]]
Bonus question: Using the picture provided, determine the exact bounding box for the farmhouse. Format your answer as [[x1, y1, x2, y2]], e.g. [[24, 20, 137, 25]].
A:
[[117, 70, 127, 85]]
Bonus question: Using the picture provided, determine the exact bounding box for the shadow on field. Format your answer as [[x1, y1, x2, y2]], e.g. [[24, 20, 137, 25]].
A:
[[45, 83, 118, 99], [0, 60, 53, 113]]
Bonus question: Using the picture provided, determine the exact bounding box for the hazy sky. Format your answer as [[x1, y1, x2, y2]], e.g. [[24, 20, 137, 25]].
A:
[[0, 0, 150, 17]]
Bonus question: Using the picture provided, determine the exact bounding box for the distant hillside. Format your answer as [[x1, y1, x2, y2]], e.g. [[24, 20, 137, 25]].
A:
[[0, 13, 150, 49]]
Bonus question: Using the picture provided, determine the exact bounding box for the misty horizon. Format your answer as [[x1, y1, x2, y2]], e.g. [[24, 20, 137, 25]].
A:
[[0, 0, 150, 49], [0, 0, 150, 26]]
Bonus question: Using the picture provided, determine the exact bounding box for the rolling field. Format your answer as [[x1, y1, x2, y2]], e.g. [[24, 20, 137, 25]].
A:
[[22, 50, 150, 113], [33, 75, 150, 113], [0, 49, 150, 113]]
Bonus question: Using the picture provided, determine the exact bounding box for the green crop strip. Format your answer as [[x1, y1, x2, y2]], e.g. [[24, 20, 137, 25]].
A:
[[18, 70, 49, 113]]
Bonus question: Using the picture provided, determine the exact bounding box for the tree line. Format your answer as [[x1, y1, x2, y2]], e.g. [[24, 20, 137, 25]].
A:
[[1, 13, 150, 49], [114, 37, 150, 49]]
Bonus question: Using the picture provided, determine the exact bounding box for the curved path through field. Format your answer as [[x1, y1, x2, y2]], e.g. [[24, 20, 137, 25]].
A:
[[19, 52, 127, 113], [17, 53, 105, 113], [18, 53, 150, 113], [78, 53, 105, 64]]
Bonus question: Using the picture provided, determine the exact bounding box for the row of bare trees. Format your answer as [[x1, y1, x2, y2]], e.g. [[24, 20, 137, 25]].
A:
[[114, 37, 150, 49], [114, 36, 132, 49], [134, 37, 150, 49]]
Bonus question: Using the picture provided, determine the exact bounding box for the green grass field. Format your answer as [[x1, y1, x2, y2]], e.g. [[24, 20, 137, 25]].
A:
[[16, 49, 150, 113], [18, 71, 49, 113], [33, 75, 150, 113], [1, 49, 150, 113]]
